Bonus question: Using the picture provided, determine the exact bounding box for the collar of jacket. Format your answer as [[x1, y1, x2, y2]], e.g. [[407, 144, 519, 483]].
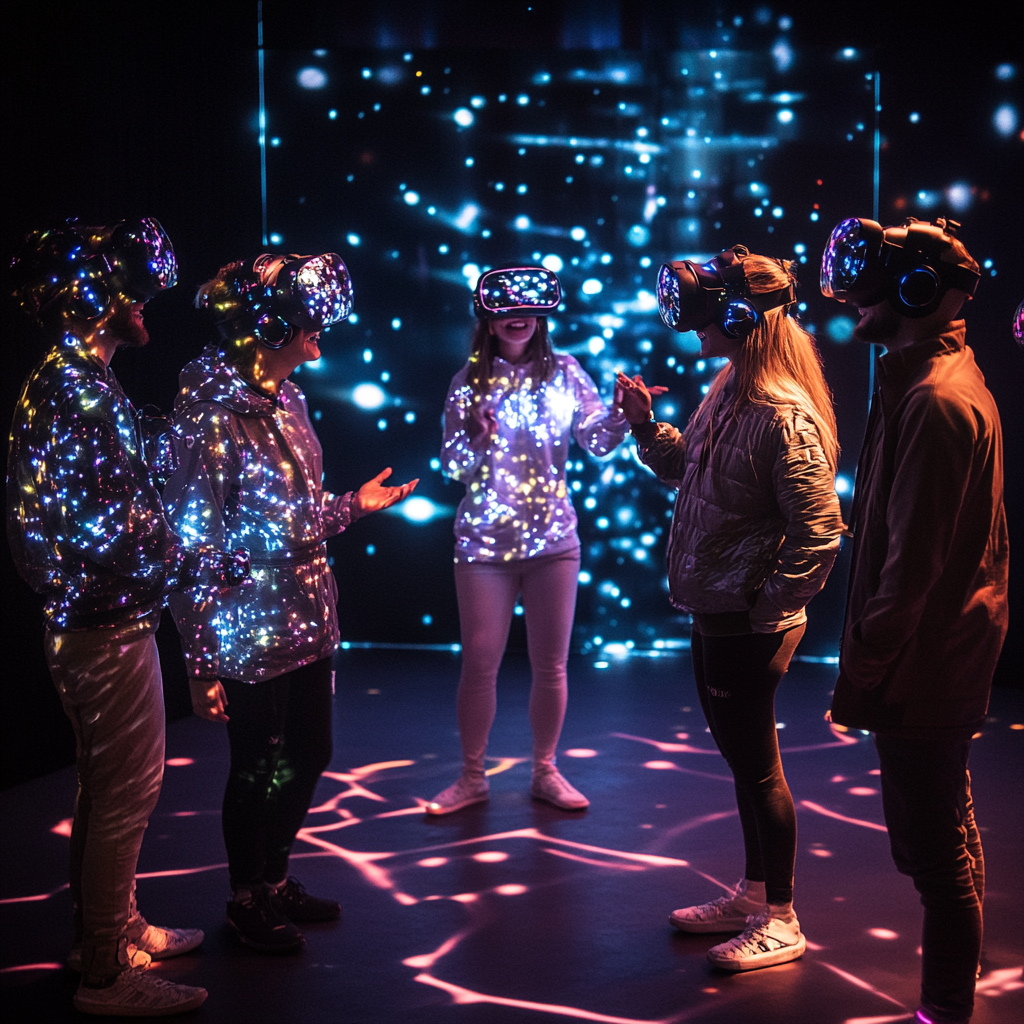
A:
[[876, 321, 966, 391], [175, 347, 294, 418]]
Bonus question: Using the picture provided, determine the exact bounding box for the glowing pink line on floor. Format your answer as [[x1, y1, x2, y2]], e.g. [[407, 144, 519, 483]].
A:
[[402, 930, 471, 969], [542, 848, 646, 871], [818, 961, 907, 1007], [0, 885, 68, 904], [800, 800, 888, 832], [413, 972, 686, 1023], [842, 1015, 914, 1024], [0, 962, 63, 973], [611, 733, 720, 755]]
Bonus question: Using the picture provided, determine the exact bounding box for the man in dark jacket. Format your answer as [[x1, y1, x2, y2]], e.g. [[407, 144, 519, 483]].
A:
[[821, 217, 1008, 1024]]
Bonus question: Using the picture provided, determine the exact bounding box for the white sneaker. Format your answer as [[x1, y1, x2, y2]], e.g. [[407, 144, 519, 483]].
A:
[[670, 879, 767, 933], [73, 969, 207, 1016], [133, 924, 204, 961], [426, 773, 489, 815], [706, 910, 806, 971], [531, 768, 589, 810]]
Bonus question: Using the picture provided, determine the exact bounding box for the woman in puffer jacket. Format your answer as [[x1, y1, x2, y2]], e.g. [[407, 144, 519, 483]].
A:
[[617, 248, 842, 974]]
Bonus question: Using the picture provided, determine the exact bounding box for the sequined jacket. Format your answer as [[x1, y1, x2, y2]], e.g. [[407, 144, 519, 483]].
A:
[[633, 375, 843, 632], [443, 352, 629, 562], [7, 335, 189, 631], [164, 351, 352, 682], [831, 325, 1008, 730]]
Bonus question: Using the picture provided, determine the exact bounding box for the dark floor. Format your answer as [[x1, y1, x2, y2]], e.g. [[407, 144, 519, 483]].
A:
[[2, 650, 1022, 1024]]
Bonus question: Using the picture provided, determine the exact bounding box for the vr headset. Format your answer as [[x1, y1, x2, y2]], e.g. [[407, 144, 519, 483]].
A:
[[224, 252, 353, 350], [820, 216, 980, 318], [473, 266, 561, 319], [657, 245, 795, 338], [12, 217, 177, 323]]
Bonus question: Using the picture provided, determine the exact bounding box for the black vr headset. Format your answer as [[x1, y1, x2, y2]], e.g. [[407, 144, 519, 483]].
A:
[[206, 252, 354, 351], [657, 245, 795, 338], [12, 217, 177, 324], [820, 216, 980, 318], [473, 266, 562, 319]]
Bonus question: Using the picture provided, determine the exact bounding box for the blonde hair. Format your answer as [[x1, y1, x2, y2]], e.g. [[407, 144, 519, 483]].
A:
[[692, 254, 839, 473]]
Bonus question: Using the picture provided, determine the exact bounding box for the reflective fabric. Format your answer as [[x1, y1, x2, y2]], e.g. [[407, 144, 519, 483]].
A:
[[164, 351, 351, 682], [6, 335, 188, 630], [443, 353, 628, 562]]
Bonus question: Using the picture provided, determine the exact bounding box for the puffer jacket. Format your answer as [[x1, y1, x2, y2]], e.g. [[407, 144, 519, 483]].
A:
[[634, 374, 843, 632], [163, 349, 352, 683]]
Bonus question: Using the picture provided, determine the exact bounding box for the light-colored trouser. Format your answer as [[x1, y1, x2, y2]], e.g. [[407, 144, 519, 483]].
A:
[[45, 623, 165, 982], [454, 548, 581, 776]]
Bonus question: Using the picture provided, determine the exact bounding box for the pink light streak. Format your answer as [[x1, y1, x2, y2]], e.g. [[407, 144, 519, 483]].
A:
[[542, 848, 647, 871], [413, 972, 686, 1024], [0, 962, 63, 973], [800, 800, 888, 833], [818, 961, 907, 1007], [611, 732, 720, 755]]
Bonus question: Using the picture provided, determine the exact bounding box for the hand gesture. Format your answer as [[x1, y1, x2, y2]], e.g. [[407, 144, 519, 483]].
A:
[[465, 404, 499, 451], [190, 677, 229, 723], [352, 468, 419, 518], [615, 372, 669, 425]]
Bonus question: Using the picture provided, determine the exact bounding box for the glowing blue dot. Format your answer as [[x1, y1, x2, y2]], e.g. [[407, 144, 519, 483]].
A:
[[794, 243, 806, 254], [391, 318, 402, 330], [404, 191, 420, 205], [470, 96, 486, 108], [353, 383, 387, 409], [570, 226, 587, 241], [514, 215, 530, 230], [841, 48, 857, 59], [777, 109, 794, 124], [835, 475, 852, 495], [362, 68, 372, 79], [542, 254, 564, 272], [328, 109, 337, 120], [995, 64, 1015, 81], [362, 348, 373, 363], [401, 497, 437, 523], [430, 458, 441, 471], [462, 263, 481, 288], [347, 233, 361, 246], [596, 517, 609, 529], [584, 497, 597, 510], [994, 104, 1018, 137], [517, 184, 528, 194], [420, 85, 431, 95], [297, 67, 327, 89], [587, 337, 606, 355], [366, 545, 376, 555], [578, 571, 592, 584], [772, 207, 784, 218], [453, 107, 474, 127], [422, 615, 433, 626], [517, 94, 530, 105], [811, 212, 819, 221], [494, 182, 505, 191], [439, 244, 449, 254], [377, 419, 387, 431], [582, 279, 603, 295], [404, 411, 416, 423], [616, 507, 634, 525], [465, 157, 475, 167], [627, 225, 650, 247], [269, 233, 283, 244], [909, 112, 920, 123], [640, 256, 651, 268], [827, 316, 856, 343]]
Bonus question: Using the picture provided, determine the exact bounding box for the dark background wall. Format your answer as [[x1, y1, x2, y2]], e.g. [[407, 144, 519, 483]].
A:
[[2, 1, 1021, 788]]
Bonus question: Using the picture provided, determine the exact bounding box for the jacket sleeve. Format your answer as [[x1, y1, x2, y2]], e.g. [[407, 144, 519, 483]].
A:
[[750, 409, 843, 631], [633, 420, 688, 487], [569, 359, 630, 457], [320, 490, 354, 536], [441, 373, 484, 482], [840, 387, 981, 689], [162, 402, 239, 681], [51, 385, 187, 585]]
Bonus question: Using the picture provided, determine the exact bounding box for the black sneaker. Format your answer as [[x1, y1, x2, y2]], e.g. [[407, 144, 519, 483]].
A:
[[226, 886, 305, 953], [270, 877, 342, 923]]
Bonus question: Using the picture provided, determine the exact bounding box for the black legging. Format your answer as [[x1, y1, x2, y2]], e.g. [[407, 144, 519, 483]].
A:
[[691, 624, 804, 906], [221, 657, 334, 891]]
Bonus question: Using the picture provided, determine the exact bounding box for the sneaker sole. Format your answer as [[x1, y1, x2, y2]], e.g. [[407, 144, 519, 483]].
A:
[[669, 913, 750, 933], [73, 989, 208, 1016], [707, 934, 807, 972], [424, 793, 489, 816], [530, 791, 589, 811]]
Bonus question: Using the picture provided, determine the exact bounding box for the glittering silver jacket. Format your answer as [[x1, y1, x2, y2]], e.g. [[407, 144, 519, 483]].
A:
[[443, 352, 629, 562], [7, 335, 189, 631], [635, 376, 843, 632], [164, 351, 352, 682]]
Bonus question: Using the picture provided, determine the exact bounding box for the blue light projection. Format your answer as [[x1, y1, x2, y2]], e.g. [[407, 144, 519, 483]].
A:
[[263, 30, 886, 657]]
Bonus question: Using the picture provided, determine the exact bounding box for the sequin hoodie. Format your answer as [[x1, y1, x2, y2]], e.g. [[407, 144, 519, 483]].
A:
[[7, 335, 189, 631], [633, 374, 843, 632], [164, 350, 352, 682], [443, 352, 629, 562]]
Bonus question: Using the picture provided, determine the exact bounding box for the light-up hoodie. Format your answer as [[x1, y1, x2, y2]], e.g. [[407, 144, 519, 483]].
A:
[[164, 349, 351, 682], [443, 352, 628, 562], [7, 335, 189, 631]]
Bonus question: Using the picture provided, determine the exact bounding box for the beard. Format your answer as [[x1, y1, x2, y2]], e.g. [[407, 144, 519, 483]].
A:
[[852, 301, 901, 343], [108, 301, 150, 348]]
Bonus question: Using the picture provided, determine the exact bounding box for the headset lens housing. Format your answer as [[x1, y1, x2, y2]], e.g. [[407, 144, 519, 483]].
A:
[[475, 267, 561, 318], [272, 253, 353, 329], [113, 217, 178, 301], [820, 217, 884, 302], [657, 263, 682, 330]]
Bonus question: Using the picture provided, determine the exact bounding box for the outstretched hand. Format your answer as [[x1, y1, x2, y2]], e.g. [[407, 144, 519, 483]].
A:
[[615, 372, 669, 425], [352, 467, 419, 518]]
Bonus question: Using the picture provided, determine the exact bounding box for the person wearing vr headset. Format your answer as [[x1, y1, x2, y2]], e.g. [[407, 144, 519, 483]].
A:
[[426, 266, 629, 814], [162, 253, 417, 954], [6, 219, 251, 1016], [616, 247, 842, 972], [821, 217, 1008, 1024]]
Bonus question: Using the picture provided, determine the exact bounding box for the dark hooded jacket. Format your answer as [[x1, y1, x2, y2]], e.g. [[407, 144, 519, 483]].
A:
[[831, 323, 1008, 730]]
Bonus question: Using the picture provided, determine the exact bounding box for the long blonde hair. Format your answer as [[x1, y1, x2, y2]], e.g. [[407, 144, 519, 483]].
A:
[[694, 255, 839, 472]]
